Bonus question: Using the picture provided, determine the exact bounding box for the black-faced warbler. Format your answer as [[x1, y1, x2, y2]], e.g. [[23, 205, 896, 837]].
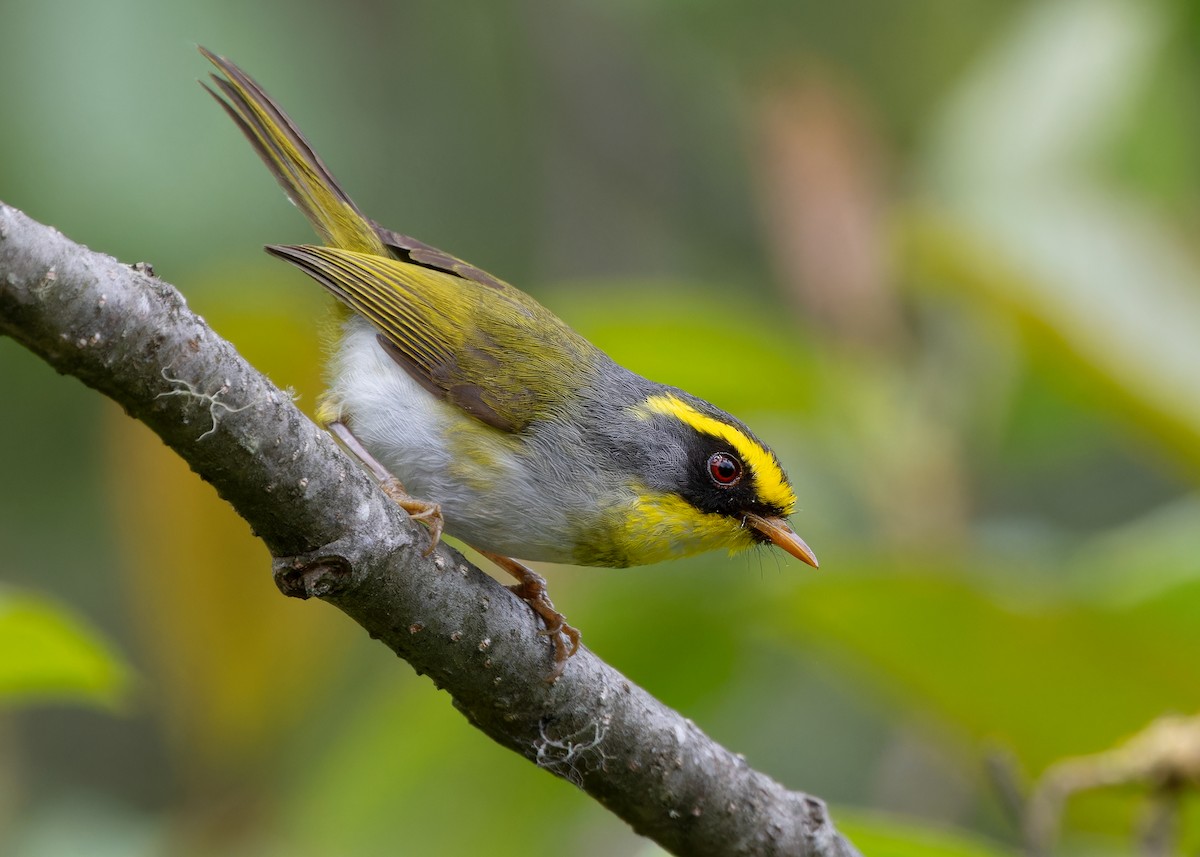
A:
[[200, 49, 817, 679]]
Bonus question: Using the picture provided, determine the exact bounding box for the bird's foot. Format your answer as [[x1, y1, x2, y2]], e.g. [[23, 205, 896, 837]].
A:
[[327, 420, 444, 555], [480, 550, 581, 684], [380, 478, 444, 556]]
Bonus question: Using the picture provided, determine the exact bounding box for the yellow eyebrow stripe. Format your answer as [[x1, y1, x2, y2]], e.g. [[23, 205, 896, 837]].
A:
[[633, 394, 796, 513]]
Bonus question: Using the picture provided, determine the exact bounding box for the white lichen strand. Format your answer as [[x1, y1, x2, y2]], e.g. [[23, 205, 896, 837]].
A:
[[156, 368, 263, 440]]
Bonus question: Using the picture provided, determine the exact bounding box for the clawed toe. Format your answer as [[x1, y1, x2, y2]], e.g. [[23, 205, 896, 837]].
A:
[[327, 422, 444, 554], [489, 551, 581, 683], [381, 478, 444, 554]]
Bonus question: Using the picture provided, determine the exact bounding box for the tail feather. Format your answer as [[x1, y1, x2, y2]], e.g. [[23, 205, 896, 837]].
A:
[[199, 46, 384, 255]]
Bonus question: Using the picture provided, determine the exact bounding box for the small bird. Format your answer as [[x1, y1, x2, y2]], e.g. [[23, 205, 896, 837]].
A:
[[200, 48, 818, 680]]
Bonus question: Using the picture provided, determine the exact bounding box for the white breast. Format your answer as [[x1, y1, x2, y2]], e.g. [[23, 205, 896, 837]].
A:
[[324, 318, 580, 562]]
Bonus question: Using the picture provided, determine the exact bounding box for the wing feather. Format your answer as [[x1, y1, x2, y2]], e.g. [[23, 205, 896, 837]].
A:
[[265, 244, 593, 433]]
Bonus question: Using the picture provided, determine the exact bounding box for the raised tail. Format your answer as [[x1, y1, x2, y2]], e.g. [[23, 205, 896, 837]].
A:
[[199, 46, 385, 256]]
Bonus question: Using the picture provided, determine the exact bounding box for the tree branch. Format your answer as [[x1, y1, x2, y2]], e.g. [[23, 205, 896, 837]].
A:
[[0, 201, 860, 857]]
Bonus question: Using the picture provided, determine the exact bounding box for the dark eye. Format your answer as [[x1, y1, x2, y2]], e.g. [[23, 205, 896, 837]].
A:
[[707, 452, 742, 487]]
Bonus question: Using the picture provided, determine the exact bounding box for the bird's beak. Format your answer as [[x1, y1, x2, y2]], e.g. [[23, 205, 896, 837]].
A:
[[744, 513, 819, 568]]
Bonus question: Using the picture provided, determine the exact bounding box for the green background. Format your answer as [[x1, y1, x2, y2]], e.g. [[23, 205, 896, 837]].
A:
[[3, 1, 1200, 854]]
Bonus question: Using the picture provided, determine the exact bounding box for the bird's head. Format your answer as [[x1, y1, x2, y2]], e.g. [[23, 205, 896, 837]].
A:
[[599, 391, 817, 568]]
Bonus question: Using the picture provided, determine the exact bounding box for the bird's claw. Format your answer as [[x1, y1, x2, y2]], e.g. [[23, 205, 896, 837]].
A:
[[485, 552, 581, 683], [381, 478, 444, 555]]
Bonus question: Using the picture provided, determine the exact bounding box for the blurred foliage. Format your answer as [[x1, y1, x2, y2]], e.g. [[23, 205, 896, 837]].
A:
[[3, 0, 1200, 855], [0, 590, 130, 710], [837, 811, 1013, 857]]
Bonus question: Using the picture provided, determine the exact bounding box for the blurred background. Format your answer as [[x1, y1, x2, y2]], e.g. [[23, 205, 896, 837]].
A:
[[3, 0, 1200, 854]]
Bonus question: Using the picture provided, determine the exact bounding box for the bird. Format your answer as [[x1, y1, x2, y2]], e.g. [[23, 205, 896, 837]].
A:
[[199, 47, 818, 681]]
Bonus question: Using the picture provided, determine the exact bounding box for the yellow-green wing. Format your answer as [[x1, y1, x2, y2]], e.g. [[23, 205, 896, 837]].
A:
[[266, 244, 592, 433]]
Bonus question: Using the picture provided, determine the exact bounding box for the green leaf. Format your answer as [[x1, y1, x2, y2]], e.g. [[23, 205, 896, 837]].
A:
[[777, 561, 1200, 771], [0, 589, 131, 710], [836, 810, 1015, 857]]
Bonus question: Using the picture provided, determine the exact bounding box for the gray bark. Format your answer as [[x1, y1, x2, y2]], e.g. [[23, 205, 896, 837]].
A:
[[0, 201, 861, 857]]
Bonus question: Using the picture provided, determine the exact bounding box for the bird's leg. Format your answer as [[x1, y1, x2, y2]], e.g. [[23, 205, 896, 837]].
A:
[[327, 421, 578, 680], [478, 549, 581, 684], [327, 420, 443, 554]]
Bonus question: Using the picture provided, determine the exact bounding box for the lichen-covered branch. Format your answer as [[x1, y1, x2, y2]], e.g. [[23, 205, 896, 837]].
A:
[[0, 201, 860, 857]]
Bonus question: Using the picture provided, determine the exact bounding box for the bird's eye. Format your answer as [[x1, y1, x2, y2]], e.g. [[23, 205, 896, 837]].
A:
[[707, 452, 742, 487]]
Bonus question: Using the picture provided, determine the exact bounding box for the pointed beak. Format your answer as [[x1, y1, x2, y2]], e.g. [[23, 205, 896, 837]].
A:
[[744, 513, 819, 568]]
